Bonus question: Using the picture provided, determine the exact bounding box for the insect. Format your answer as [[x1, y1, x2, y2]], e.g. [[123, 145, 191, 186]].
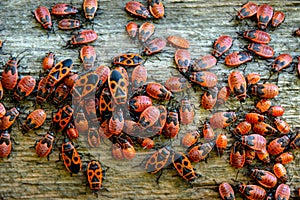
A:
[[225, 51, 253, 67], [2, 56, 22, 90], [46, 59, 73, 88], [65, 123, 79, 140], [255, 99, 272, 113], [148, 0, 164, 19], [74, 109, 89, 134], [247, 43, 274, 58], [22, 109, 47, 133], [167, 35, 190, 49], [61, 139, 82, 174], [189, 71, 218, 88], [209, 111, 237, 129], [83, 0, 98, 20], [165, 77, 191, 93], [33, 132, 55, 160], [290, 132, 300, 150], [63, 72, 78, 88], [267, 105, 284, 117], [72, 71, 100, 100], [257, 4, 274, 30], [99, 87, 113, 121], [216, 86, 231, 105], [33, 6, 52, 30], [111, 142, 124, 160], [171, 150, 199, 181], [119, 138, 136, 160], [86, 160, 106, 191], [236, 2, 258, 20], [42, 52, 55, 70], [245, 113, 264, 124], [125, 1, 151, 19], [125, 21, 138, 39], [228, 70, 247, 102], [52, 105, 74, 132], [52, 83, 71, 105], [202, 121, 215, 141], [145, 82, 173, 100], [138, 106, 160, 130], [143, 37, 166, 55], [252, 122, 277, 136], [238, 30, 271, 44], [181, 131, 200, 148], [201, 86, 218, 110], [179, 97, 194, 125], [271, 11, 285, 28], [163, 107, 180, 138], [245, 148, 256, 165], [216, 133, 227, 156], [87, 128, 101, 148], [131, 65, 147, 90], [58, 19, 81, 30], [236, 182, 266, 200], [219, 182, 235, 200], [80, 46, 96, 70], [51, 3, 78, 15], [267, 135, 290, 155], [138, 22, 155, 43], [212, 35, 233, 57], [274, 118, 290, 134], [0, 103, 6, 118], [0, 107, 19, 130], [113, 53, 144, 67], [230, 141, 245, 168], [0, 131, 13, 158], [239, 134, 266, 151], [191, 54, 217, 72], [188, 141, 215, 162], [95, 65, 110, 88], [250, 168, 277, 188], [143, 146, 171, 174], [256, 148, 270, 163], [67, 30, 98, 46], [129, 95, 152, 113], [36, 76, 54, 104], [273, 163, 288, 182], [271, 53, 293, 73], [136, 137, 154, 149], [14, 75, 36, 101], [275, 184, 290, 200], [246, 73, 261, 85], [275, 152, 294, 164], [145, 105, 167, 136], [109, 108, 124, 136], [249, 83, 279, 99], [108, 69, 128, 105], [174, 49, 190, 74]]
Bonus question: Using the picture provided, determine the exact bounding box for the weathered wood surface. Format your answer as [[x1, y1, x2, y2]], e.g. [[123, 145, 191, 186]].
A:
[[0, 0, 299, 199]]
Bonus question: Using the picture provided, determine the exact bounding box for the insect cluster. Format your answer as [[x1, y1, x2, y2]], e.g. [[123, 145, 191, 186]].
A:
[[0, 0, 300, 199]]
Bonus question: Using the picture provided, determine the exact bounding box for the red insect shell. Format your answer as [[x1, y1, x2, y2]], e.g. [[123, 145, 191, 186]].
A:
[[225, 51, 252, 67], [138, 106, 160, 130], [179, 97, 194, 125], [250, 83, 279, 99], [14, 76, 36, 101], [143, 37, 166, 55], [35, 132, 55, 158], [219, 182, 235, 200], [34, 6, 52, 30], [271, 11, 285, 27], [181, 131, 200, 148], [165, 77, 191, 93], [271, 54, 293, 72], [80, 46, 96, 70], [212, 35, 233, 57], [236, 2, 258, 20], [191, 54, 217, 72], [234, 121, 252, 136], [66, 123, 79, 140], [129, 95, 152, 113], [108, 69, 128, 105], [268, 105, 284, 117], [113, 53, 144, 67], [123, 120, 139, 136], [250, 168, 277, 188], [256, 99, 272, 113], [257, 4, 274, 30], [0, 103, 6, 118], [267, 135, 290, 155], [138, 22, 155, 43], [273, 163, 288, 183], [87, 127, 100, 148], [137, 137, 154, 149], [216, 133, 227, 156], [167, 35, 190, 49], [274, 118, 290, 134], [120, 139, 136, 160], [2, 57, 19, 90], [163, 108, 180, 138], [95, 65, 110, 88], [290, 132, 300, 150], [245, 113, 264, 124], [36, 76, 54, 104], [108, 109, 124, 136], [53, 105, 74, 132], [209, 112, 237, 129], [245, 148, 256, 165], [230, 142, 245, 169], [58, 19, 80, 30], [98, 120, 112, 139], [188, 141, 214, 162], [22, 109, 47, 133], [148, 0, 164, 19], [46, 59, 73, 88], [145, 82, 172, 100], [216, 86, 231, 105], [275, 152, 294, 164], [83, 0, 98, 20], [247, 43, 274, 58], [240, 134, 266, 151], [228, 70, 247, 102], [246, 73, 261, 85], [275, 184, 290, 200], [68, 30, 98, 46], [236, 183, 266, 200], [125, 21, 138, 39], [201, 86, 218, 110], [0, 107, 19, 130], [112, 142, 124, 160], [131, 65, 147, 90], [252, 122, 277, 136], [256, 148, 270, 163], [42, 52, 55, 70], [146, 105, 167, 136], [61, 139, 82, 174], [86, 160, 104, 191], [189, 71, 218, 88], [174, 49, 190, 74], [0, 131, 12, 158], [51, 3, 78, 15], [53, 83, 71, 105], [125, 1, 151, 19], [239, 30, 271, 44]]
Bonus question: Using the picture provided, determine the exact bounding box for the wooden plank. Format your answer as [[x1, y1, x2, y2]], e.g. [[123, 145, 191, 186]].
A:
[[0, 0, 299, 199]]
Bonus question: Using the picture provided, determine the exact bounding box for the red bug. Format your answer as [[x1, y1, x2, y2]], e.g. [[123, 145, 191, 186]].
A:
[[174, 49, 190, 74], [67, 30, 98, 46], [245, 148, 256, 165], [95, 65, 110, 89], [0, 131, 13, 158], [99, 87, 112, 121], [58, 19, 81, 30], [74, 109, 89, 134], [236, 2, 258, 20], [145, 105, 167, 136], [111, 142, 124, 160], [271, 11, 285, 28], [131, 65, 147, 90], [22, 109, 47, 133], [216, 86, 231, 105], [290, 131, 300, 150], [80, 46, 96, 70], [145, 82, 172, 100], [63, 72, 78, 88], [209, 111, 237, 129], [138, 22, 155, 43], [240, 134, 266, 151], [189, 71, 218, 88], [52, 105, 74, 132], [125, 21, 138, 39], [138, 106, 160, 130], [33, 6, 52, 30], [83, 95, 98, 124], [255, 99, 272, 113], [250, 168, 277, 188], [83, 0, 98, 20], [188, 141, 214, 162], [123, 120, 139, 136], [108, 69, 128, 105], [201, 86, 218, 110], [125, 1, 151, 19], [163, 107, 180, 138], [257, 4, 274, 30], [65, 123, 79, 140], [143, 37, 166, 55], [250, 83, 279, 99], [246, 73, 261, 85], [268, 105, 284, 117], [202, 121, 215, 141], [212, 35, 233, 57], [87, 127, 101, 148], [61, 138, 82, 174], [275, 184, 290, 200], [228, 70, 247, 102], [167, 35, 190, 49], [271, 53, 293, 72], [14, 75, 36, 101], [119, 138, 136, 160], [34, 132, 55, 160], [51, 3, 78, 15], [42, 52, 55, 70], [136, 137, 154, 149], [108, 108, 124, 136], [267, 135, 290, 155], [275, 152, 294, 164], [252, 122, 277, 136], [216, 133, 227, 156], [52, 83, 71, 105], [225, 51, 253, 67], [72, 71, 100, 100], [86, 160, 106, 191], [191, 54, 217, 72], [129, 95, 152, 113], [273, 163, 288, 182], [181, 131, 200, 148], [0, 107, 19, 130], [2, 57, 21, 90], [245, 113, 264, 124], [247, 43, 274, 59], [36, 76, 54, 104], [46, 59, 73, 88], [219, 182, 235, 200], [113, 53, 144, 67], [165, 77, 191, 93], [148, 0, 164, 19], [179, 97, 194, 125], [0, 103, 6, 118], [236, 182, 266, 200], [98, 120, 112, 139], [274, 118, 290, 134], [230, 141, 245, 168], [256, 148, 270, 163], [143, 146, 171, 175], [238, 30, 271, 44]]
